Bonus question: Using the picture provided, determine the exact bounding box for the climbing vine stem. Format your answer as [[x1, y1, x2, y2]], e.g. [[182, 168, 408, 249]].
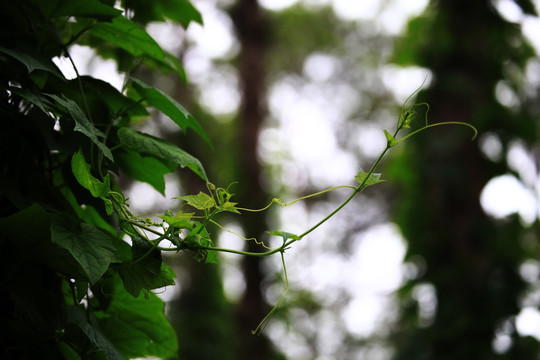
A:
[[103, 81, 477, 332]]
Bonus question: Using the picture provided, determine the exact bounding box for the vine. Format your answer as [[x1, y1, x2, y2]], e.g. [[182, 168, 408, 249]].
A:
[[80, 80, 477, 334]]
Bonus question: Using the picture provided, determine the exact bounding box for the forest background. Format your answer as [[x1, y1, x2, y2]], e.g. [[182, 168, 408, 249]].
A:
[[2, 0, 540, 359]]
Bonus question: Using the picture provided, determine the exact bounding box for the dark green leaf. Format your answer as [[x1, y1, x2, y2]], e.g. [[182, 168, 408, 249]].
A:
[[118, 127, 207, 180], [99, 277, 178, 358], [116, 149, 171, 195], [76, 77, 148, 118], [355, 169, 384, 187], [51, 215, 119, 284], [159, 0, 203, 26], [49, 0, 122, 19], [88, 17, 184, 77], [89, 16, 163, 58], [67, 305, 126, 360], [130, 77, 210, 144], [119, 235, 175, 297], [48, 94, 114, 161], [9, 87, 55, 114], [127, 0, 203, 26], [71, 149, 111, 198], [0, 44, 64, 78], [120, 262, 176, 298]]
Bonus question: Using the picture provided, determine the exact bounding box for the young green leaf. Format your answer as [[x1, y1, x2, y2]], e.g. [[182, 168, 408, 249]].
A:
[[51, 215, 119, 284], [355, 169, 384, 187], [220, 201, 240, 214], [129, 77, 211, 145], [384, 129, 397, 147], [178, 192, 216, 210], [71, 149, 111, 198], [158, 211, 194, 229], [267, 231, 301, 243], [118, 127, 207, 180]]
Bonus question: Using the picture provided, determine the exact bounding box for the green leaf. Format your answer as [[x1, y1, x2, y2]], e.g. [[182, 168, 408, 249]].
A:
[[118, 127, 207, 180], [88, 17, 183, 77], [66, 305, 125, 360], [130, 77, 210, 144], [71, 149, 111, 198], [48, 0, 122, 19], [51, 215, 119, 284], [203, 244, 218, 264], [182, 224, 217, 264], [119, 236, 175, 298], [0, 44, 64, 78], [157, 211, 194, 229], [76, 76, 148, 118], [48, 94, 114, 161], [124, 0, 202, 27], [89, 16, 163, 58], [9, 87, 55, 114], [384, 129, 397, 147], [116, 149, 171, 195], [99, 277, 178, 358], [220, 201, 240, 214], [267, 231, 301, 243], [355, 169, 384, 187], [178, 192, 215, 210]]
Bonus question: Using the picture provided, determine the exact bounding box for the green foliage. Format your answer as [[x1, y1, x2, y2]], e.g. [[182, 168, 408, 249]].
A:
[[0, 0, 202, 358], [0, 0, 479, 357]]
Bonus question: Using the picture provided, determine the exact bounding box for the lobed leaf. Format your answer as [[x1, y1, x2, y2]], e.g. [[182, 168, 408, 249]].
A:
[[355, 169, 384, 187], [51, 215, 120, 284], [178, 191, 215, 210], [99, 276, 178, 358]]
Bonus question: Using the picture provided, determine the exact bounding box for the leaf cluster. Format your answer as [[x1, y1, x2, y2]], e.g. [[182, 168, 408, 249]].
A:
[[0, 1, 204, 359]]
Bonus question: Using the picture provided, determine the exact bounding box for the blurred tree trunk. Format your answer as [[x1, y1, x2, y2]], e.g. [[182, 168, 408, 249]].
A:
[[392, 0, 540, 359], [230, 0, 277, 359]]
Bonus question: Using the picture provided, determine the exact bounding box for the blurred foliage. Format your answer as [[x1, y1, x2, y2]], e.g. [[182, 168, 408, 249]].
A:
[[389, 0, 540, 359]]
